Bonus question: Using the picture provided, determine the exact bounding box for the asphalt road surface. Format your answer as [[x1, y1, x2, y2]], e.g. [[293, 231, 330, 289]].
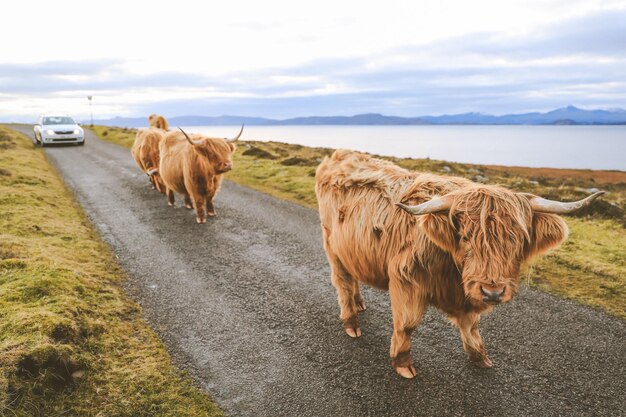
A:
[[12, 126, 626, 416]]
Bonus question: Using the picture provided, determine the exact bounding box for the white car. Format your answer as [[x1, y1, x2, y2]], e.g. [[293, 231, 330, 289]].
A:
[[33, 114, 85, 147]]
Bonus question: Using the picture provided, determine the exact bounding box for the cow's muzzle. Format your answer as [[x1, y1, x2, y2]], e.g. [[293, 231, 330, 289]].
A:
[[480, 285, 505, 304], [218, 163, 233, 173]]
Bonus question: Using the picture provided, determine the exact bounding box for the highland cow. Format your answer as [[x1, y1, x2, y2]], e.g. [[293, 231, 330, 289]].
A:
[[315, 150, 603, 379], [158, 126, 242, 223], [148, 114, 169, 130], [131, 127, 167, 194]]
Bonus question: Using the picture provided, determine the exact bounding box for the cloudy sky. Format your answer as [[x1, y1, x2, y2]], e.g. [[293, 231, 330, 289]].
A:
[[1, 0, 625, 121]]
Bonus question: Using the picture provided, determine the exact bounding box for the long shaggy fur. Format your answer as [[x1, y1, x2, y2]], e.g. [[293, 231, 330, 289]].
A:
[[148, 114, 169, 130], [158, 130, 236, 223], [131, 127, 166, 193], [315, 150, 568, 375]]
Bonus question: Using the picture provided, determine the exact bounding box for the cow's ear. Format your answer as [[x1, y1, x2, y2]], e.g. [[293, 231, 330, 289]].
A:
[[525, 213, 568, 259], [421, 213, 458, 253], [228, 143, 237, 152]]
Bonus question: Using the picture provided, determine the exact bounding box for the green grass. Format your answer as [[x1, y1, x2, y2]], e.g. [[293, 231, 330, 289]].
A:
[[91, 126, 626, 318], [0, 127, 223, 416], [90, 125, 136, 148], [527, 218, 625, 315]]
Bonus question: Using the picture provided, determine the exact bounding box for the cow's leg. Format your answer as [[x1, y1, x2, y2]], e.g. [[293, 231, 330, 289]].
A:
[[184, 193, 193, 209], [206, 178, 218, 217], [206, 198, 216, 217], [158, 180, 167, 196], [213, 176, 223, 197], [353, 281, 366, 312], [192, 194, 207, 224], [331, 266, 361, 337], [154, 177, 166, 195], [388, 275, 426, 379], [167, 189, 175, 207], [322, 227, 361, 337], [450, 312, 492, 368]]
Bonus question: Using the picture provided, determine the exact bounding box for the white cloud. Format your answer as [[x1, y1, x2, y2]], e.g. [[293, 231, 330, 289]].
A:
[[1, 0, 625, 120]]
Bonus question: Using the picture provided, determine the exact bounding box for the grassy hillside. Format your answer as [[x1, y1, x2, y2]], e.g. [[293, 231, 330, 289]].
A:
[[0, 126, 223, 416], [90, 126, 626, 318]]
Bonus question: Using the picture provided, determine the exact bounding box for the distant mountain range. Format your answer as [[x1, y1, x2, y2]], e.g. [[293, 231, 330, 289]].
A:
[[90, 106, 626, 127]]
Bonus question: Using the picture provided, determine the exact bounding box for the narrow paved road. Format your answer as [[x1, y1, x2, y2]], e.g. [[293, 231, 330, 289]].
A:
[[12, 127, 626, 416]]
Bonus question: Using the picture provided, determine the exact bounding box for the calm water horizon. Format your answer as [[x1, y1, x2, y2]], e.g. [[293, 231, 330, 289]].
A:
[[184, 125, 626, 171]]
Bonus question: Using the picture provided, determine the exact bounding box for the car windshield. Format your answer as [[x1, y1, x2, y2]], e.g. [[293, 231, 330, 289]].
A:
[[43, 116, 75, 125]]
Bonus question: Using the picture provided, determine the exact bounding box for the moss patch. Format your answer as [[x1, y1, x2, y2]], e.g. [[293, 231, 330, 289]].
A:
[[0, 126, 222, 416], [242, 145, 278, 159]]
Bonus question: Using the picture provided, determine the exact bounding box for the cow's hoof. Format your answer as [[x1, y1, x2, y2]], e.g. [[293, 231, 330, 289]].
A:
[[475, 356, 493, 368], [343, 315, 361, 338], [345, 327, 362, 338], [196, 218, 206, 224], [185, 204, 193, 209], [395, 365, 417, 379], [355, 297, 367, 312], [470, 354, 493, 368], [168, 202, 175, 207], [207, 211, 217, 217]]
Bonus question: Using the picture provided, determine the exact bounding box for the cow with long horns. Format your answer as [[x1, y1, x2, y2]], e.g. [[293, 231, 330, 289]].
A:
[[315, 150, 603, 379], [158, 125, 243, 223]]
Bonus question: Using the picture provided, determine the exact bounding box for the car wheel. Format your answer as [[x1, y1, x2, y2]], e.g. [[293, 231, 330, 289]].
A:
[[77, 141, 85, 146]]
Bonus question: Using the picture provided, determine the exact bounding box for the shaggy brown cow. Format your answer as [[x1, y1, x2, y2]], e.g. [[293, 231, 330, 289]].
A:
[[131, 127, 167, 193], [315, 150, 603, 379], [148, 114, 169, 130], [159, 126, 243, 223]]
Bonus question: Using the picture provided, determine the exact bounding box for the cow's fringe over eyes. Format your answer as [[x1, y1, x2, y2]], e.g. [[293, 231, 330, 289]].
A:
[[448, 186, 532, 281]]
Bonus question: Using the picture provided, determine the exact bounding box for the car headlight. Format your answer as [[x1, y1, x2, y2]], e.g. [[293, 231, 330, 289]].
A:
[[45, 129, 55, 135], [73, 128, 81, 135]]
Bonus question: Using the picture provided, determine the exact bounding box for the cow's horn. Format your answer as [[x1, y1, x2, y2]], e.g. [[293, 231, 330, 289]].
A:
[[178, 127, 201, 146], [146, 168, 159, 176], [396, 194, 453, 215], [527, 191, 605, 214], [225, 124, 244, 143]]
